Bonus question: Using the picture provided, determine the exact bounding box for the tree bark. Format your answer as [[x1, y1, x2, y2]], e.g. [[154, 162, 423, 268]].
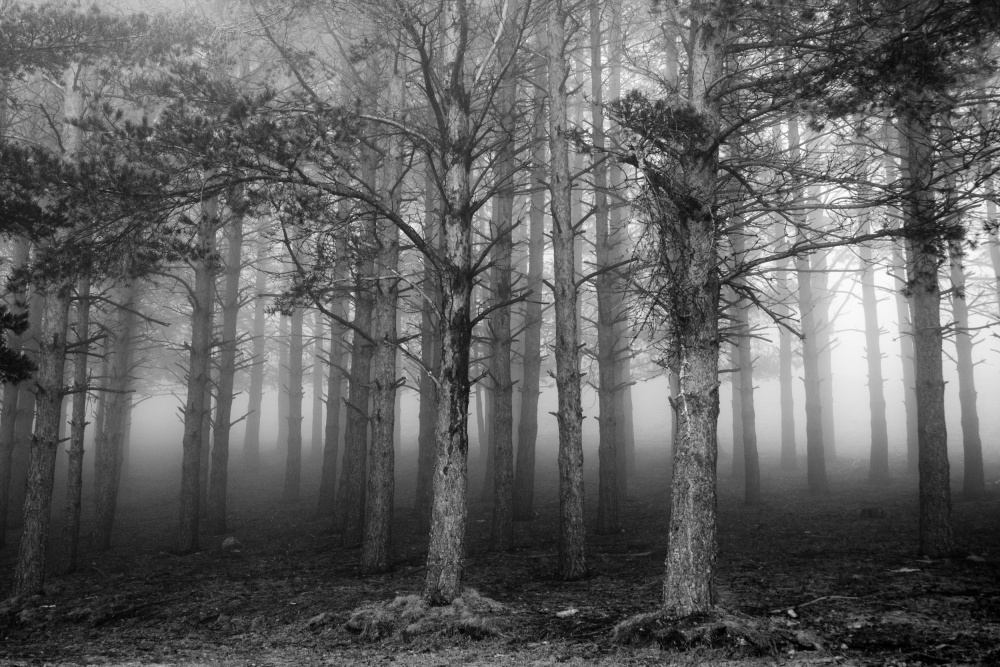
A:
[[93, 282, 137, 551], [242, 249, 268, 475], [277, 312, 289, 458], [733, 290, 760, 506], [283, 302, 304, 504], [777, 255, 796, 470], [415, 167, 439, 532], [900, 111, 954, 558], [317, 296, 347, 517], [859, 216, 890, 483], [209, 211, 244, 532], [177, 193, 218, 554], [64, 273, 91, 569], [548, 0, 586, 581], [729, 341, 744, 482], [312, 312, 325, 466]]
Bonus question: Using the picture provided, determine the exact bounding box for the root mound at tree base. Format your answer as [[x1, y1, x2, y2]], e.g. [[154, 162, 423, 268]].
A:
[[611, 607, 821, 656], [344, 589, 508, 640]]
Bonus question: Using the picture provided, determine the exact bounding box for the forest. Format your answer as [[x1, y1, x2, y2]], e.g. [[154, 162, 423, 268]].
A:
[[2, 0, 1000, 664]]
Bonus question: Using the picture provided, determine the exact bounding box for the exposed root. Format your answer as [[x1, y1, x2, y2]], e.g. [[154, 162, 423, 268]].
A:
[[343, 588, 508, 641], [611, 607, 806, 656]]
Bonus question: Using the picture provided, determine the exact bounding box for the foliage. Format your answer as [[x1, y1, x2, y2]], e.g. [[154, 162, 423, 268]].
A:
[[0, 303, 34, 384]]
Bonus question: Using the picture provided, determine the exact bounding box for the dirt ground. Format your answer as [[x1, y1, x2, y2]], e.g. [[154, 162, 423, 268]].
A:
[[2, 447, 999, 666]]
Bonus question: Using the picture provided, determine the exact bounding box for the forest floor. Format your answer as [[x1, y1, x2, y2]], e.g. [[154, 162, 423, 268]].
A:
[[2, 449, 1000, 666]]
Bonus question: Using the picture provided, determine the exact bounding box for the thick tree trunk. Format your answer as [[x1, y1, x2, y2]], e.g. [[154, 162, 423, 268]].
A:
[[859, 220, 890, 483], [283, 303, 304, 503], [317, 298, 347, 517], [415, 167, 439, 532], [512, 48, 547, 523], [947, 242, 983, 497], [242, 251, 268, 475], [93, 282, 137, 551], [178, 196, 218, 554], [63, 274, 90, 570], [549, 0, 586, 581], [209, 213, 243, 532], [734, 294, 760, 506], [11, 282, 70, 597], [900, 112, 953, 558]]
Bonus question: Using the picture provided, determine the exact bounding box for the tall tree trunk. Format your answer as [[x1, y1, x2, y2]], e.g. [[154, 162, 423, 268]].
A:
[[487, 0, 518, 551], [732, 272, 760, 506], [317, 297, 347, 517], [813, 248, 837, 466], [415, 167, 439, 532], [948, 241, 983, 497], [277, 312, 289, 458], [178, 193, 218, 554], [361, 55, 403, 574], [900, 111, 954, 558], [0, 236, 31, 548], [93, 282, 137, 551], [242, 250, 268, 475], [312, 312, 325, 466], [283, 303, 304, 503], [777, 256, 796, 470], [64, 273, 91, 568], [729, 341, 744, 482], [549, 0, 586, 581], [859, 218, 890, 483], [789, 119, 828, 494], [11, 281, 70, 596], [209, 212, 243, 532], [512, 60, 546, 523], [592, 0, 620, 536]]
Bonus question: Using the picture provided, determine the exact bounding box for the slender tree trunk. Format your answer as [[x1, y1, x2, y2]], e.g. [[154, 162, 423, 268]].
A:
[[178, 194, 218, 554], [277, 313, 289, 458], [859, 218, 890, 483], [729, 341, 744, 482], [777, 257, 797, 470], [592, 0, 619, 536], [733, 284, 760, 506], [948, 241, 983, 497], [209, 212, 243, 532], [283, 303, 304, 503], [93, 282, 137, 551], [415, 168, 439, 532], [789, 119, 828, 494], [512, 63, 546, 522], [65, 273, 91, 568], [11, 281, 71, 597], [548, 0, 586, 581], [242, 251, 268, 475], [813, 249, 837, 466], [312, 312, 325, 466], [900, 111, 954, 558], [318, 298, 347, 517]]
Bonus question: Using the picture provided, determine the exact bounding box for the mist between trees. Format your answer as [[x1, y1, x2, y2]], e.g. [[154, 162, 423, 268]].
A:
[[0, 0, 999, 625]]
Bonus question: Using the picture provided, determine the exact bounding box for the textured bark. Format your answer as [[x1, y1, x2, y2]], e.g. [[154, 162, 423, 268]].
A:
[[64, 273, 91, 568], [512, 65, 546, 523], [900, 111, 954, 558], [242, 250, 268, 475], [592, 0, 619, 536], [948, 242, 983, 498], [777, 258, 796, 470], [283, 304, 304, 503], [317, 298, 347, 517], [11, 281, 70, 597], [859, 217, 890, 483], [178, 195, 218, 554], [93, 282, 137, 551], [209, 213, 243, 532], [549, 0, 586, 581], [789, 119, 828, 494], [361, 57, 403, 574], [0, 236, 31, 548]]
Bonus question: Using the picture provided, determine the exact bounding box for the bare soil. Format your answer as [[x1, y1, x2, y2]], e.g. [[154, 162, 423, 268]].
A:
[[2, 448, 999, 666]]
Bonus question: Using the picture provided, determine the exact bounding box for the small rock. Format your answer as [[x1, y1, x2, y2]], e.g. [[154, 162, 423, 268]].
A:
[[555, 608, 579, 618], [221, 536, 241, 551]]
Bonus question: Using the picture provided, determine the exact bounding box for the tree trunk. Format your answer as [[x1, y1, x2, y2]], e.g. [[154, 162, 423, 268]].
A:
[[813, 248, 837, 467], [729, 341, 744, 482], [548, 0, 586, 581], [209, 212, 243, 532], [900, 112, 954, 558], [312, 312, 325, 466], [68, 276, 93, 561], [733, 288, 760, 506], [277, 313, 289, 458], [415, 167, 439, 532], [948, 241, 983, 497], [11, 281, 70, 597], [512, 46, 547, 523], [283, 303, 304, 504], [777, 257, 797, 470], [317, 297, 347, 517], [93, 282, 137, 551], [859, 217, 890, 483], [242, 250, 268, 475], [789, 119, 828, 494], [178, 194, 218, 554]]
